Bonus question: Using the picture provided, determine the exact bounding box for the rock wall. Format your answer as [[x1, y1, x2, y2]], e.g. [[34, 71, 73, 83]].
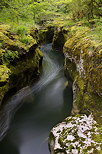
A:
[[49, 25, 102, 153], [30, 25, 54, 44], [52, 25, 102, 124], [63, 26, 102, 124], [52, 26, 68, 51]]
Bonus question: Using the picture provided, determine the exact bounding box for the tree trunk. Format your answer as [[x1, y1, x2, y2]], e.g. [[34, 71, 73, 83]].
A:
[[90, 0, 94, 19]]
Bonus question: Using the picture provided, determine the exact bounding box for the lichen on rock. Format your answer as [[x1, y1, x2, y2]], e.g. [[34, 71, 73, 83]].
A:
[[49, 114, 102, 154]]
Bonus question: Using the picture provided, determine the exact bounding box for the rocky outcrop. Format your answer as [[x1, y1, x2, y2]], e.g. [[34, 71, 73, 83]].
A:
[[49, 25, 102, 153], [49, 114, 102, 154], [50, 24, 102, 124], [30, 25, 54, 44], [52, 27, 68, 51], [64, 26, 102, 124], [0, 24, 43, 106]]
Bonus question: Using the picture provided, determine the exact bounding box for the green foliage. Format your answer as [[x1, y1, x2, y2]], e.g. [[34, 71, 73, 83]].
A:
[[4, 50, 19, 63], [63, 20, 75, 27], [0, 42, 2, 48], [90, 19, 102, 41], [0, 0, 101, 27], [19, 36, 29, 44], [12, 25, 28, 36], [0, 0, 102, 44], [19, 35, 33, 44], [0, 65, 11, 82]]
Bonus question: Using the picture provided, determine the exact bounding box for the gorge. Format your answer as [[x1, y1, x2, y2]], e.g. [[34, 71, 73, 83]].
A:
[[0, 24, 102, 154]]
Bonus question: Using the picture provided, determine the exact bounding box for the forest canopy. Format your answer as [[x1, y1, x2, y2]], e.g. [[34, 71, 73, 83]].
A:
[[0, 0, 102, 25]]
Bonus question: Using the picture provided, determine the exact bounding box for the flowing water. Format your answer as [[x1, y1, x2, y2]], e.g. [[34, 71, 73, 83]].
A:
[[0, 44, 73, 154]]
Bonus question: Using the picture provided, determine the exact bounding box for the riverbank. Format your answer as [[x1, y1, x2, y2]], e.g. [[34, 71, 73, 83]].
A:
[[0, 24, 43, 106]]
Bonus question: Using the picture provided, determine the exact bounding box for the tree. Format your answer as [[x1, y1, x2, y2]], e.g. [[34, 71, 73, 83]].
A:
[[68, 0, 102, 21]]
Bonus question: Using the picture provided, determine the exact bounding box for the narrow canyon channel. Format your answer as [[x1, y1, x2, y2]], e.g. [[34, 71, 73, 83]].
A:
[[0, 44, 73, 154]]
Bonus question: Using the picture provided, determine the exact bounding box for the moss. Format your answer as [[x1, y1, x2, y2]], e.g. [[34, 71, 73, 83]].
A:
[[0, 24, 10, 32], [63, 25, 102, 127], [0, 49, 5, 64], [55, 149, 67, 154], [76, 77, 85, 92], [3, 50, 19, 63], [0, 65, 11, 83], [9, 47, 42, 76], [0, 65, 10, 103], [0, 84, 9, 103], [38, 27, 54, 43], [0, 24, 43, 106], [92, 126, 102, 153], [52, 27, 67, 51]]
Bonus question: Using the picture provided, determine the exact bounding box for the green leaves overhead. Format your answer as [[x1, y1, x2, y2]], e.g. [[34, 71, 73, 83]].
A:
[[0, 0, 102, 24], [69, 0, 102, 20]]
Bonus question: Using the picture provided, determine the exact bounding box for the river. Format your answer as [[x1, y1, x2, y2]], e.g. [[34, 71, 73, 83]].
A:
[[0, 44, 73, 154]]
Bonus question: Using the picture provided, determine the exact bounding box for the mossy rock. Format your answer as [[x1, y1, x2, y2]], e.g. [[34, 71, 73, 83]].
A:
[[0, 24, 10, 32], [38, 26, 54, 43], [0, 65, 11, 85], [49, 114, 102, 154], [0, 24, 39, 66], [0, 24, 43, 106], [63, 25, 102, 125], [52, 27, 67, 51], [0, 84, 9, 105], [0, 65, 11, 104]]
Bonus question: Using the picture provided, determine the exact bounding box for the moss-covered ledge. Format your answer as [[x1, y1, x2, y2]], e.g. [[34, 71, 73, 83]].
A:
[[0, 24, 43, 106]]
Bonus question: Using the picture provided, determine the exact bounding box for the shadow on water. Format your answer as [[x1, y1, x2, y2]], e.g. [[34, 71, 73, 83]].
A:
[[0, 138, 19, 154], [0, 43, 73, 154]]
